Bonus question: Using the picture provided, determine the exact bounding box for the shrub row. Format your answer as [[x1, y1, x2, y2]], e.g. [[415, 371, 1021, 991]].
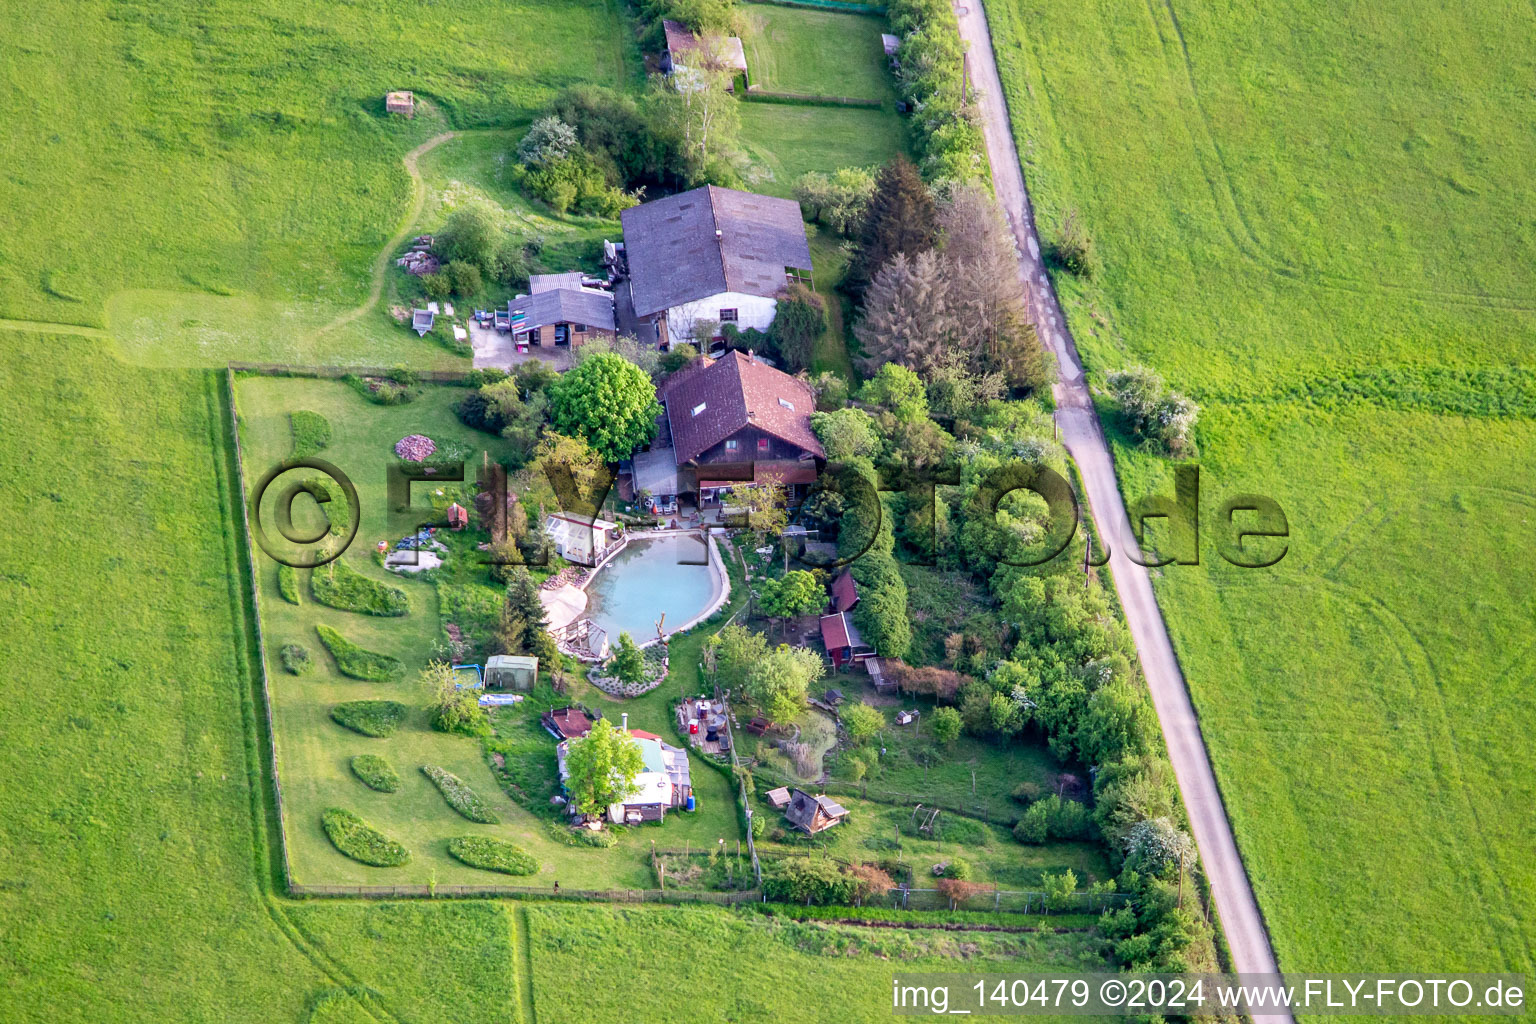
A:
[[421, 765, 499, 824], [280, 643, 312, 675], [277, 564, 301, 604], [446, 836, 539, 875], [331, 699, 407, 738], [888, 0, 987, 182], [315, 624, 403, 681], [311, 559, 408, 617], [321, 808, 409, 867], [350, 754, 401, 793]]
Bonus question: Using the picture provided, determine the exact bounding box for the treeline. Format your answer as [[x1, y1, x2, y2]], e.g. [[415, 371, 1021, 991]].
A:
[[888, 0, 986, 183]]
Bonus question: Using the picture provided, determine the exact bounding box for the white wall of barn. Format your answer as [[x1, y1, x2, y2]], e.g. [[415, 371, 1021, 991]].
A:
[[665, 292, 778, 346]]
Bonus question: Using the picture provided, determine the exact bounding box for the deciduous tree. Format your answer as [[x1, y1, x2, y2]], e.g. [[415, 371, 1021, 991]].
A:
[[745, 644, 823, 723], [548, 353, 661, 462], [564, 718, 644, 818]]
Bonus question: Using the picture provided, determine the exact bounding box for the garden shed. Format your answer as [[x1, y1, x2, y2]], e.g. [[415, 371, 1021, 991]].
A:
[[783, 789, 848, 835], [484, 654, 538, 691], [386, 90, 414, 117]]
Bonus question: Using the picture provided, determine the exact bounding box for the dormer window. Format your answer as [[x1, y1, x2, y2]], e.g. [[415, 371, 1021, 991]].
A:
[[777, 397, 794, 411], [692, 402, 707, 416]]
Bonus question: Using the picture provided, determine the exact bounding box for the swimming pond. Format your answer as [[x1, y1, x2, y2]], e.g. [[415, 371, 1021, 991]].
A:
[[583, 534, 725, 643]]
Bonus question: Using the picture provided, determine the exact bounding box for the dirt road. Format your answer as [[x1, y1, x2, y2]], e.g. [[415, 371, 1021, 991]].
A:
[[953, 2, 1292, 1014]]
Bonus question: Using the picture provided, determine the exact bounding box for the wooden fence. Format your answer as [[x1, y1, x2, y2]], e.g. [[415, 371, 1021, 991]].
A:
[[288, 883, 762, 903]]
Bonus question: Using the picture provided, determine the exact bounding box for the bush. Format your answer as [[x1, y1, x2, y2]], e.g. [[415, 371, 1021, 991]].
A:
[[280, 643, 312, 675], [350, 754, 400, 793], [288, 410, 332, 459], [331, 700, 408, 738], [311, 559, 409, 616], [444, 259, 484, 297], [320, 808, 409, 867], [421, 764, 500, 823], [544, 820, 619, 848], [447, 836, 539, 875], [1046, 208, 1095, 278], [277, 564, 301, 604], [929, 705, 962, 745], [1011, 781, 1043, 805], [315, 624, 403, 681], [762, 857, 859, 906], [1013, 795, 1093, 844]]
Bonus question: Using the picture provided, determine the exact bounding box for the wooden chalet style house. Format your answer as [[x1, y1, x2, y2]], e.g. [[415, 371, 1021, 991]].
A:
[[656, 349, 825, 506], [619, 185, 812, 350], [504, 272, 616, 350]]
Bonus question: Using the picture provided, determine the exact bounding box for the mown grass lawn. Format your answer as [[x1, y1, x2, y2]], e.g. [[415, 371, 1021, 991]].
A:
[[742, 3, 897, 102], [739, 102, 908, 198], [988, 0, 1536, 976]]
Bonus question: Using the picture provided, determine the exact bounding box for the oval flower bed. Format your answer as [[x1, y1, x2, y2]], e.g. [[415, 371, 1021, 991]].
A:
[[446, 836, 539, 876], [321, 807, 409, 867]]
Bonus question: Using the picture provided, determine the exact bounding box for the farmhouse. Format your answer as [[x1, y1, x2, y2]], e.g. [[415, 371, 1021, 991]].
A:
[[655, 349, 824, 506], [544, 513, 621, 566], [783, 788, 848, 835], [505, 273, 616, 350], [661, 19, 748, 85], [820, 611, 875, 669], [620, 186, 812, 349]]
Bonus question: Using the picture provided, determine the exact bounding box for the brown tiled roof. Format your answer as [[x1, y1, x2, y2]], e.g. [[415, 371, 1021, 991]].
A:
[[660, 351, 824, 465], [755, 460, 818, 485], [620, 186, 811, 316]]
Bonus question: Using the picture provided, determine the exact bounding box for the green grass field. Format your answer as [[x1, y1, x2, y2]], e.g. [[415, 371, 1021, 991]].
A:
[[743, 4, 896, 102], [1, 0, 637, 364], [739, 103, 908, 198], [988, 0, 1536, 976]]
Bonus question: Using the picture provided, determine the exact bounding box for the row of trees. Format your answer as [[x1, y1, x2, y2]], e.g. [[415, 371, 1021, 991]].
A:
[[849, 160, 1050, 396]]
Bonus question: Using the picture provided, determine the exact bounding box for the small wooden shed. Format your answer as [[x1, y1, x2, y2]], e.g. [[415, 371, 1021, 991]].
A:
[[386, 91, 415, 117], [783, 789, 848, 835], [485, 654, 538, 691], [446, 502, 468, 530], [765, 786, 792, 810]]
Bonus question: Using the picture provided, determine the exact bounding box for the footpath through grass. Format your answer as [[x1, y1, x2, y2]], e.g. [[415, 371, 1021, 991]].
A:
[[988, 0, 1536, 976]]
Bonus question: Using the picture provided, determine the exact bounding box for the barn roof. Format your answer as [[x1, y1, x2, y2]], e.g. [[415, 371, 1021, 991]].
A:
[[509, 288, 615, 332], [621, 185, 811, 316]]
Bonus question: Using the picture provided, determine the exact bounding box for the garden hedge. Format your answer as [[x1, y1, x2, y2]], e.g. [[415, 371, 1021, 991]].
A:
[[331, 700, 407, 737], [315, 624, 403, 681], [350, 754, 401, 793], [311, 559, 408, 616], [421, 765, 499, 823], [321, 808, 409, 867], [446, 836, 539, 875]]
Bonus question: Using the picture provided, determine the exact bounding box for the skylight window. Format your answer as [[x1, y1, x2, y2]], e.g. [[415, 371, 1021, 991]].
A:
[[778, 398, 795, 411], [692, 402, 707, 416]]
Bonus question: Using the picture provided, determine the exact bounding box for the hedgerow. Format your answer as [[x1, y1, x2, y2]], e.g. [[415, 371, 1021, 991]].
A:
[[320, 808, 409, 867], [330, 700, 408, 738], [421, 765, 500, 824], [350, 754, 401, 793], [288, 410, 332, 458], [311, 559, 408, 617], [447, 836, 539, 875], [887, 0, 987, 182], [277, 564, 301, 604], [280, 643, 312, 675], [315, 624, 403, 681]]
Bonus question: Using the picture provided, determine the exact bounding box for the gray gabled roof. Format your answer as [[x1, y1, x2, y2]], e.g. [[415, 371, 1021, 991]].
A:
[[621, 186, 812, 316], [508, 288, 615, 332]]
